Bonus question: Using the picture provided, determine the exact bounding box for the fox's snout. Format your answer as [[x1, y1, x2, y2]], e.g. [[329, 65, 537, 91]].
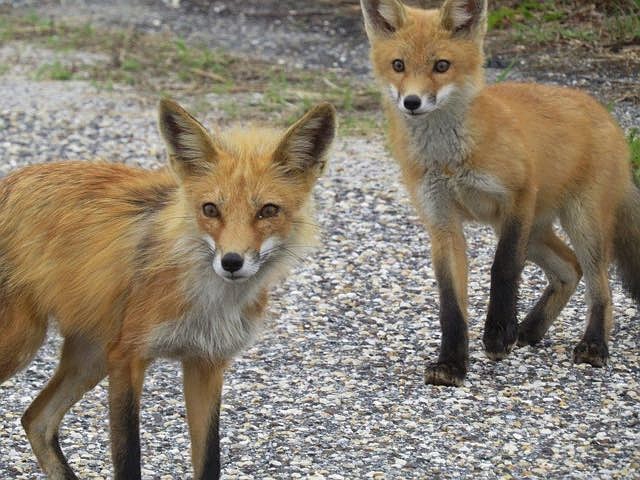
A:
[[403, 95, 423, 112], [390, 84, 457, 116], [220, 252, 244, 273], [210, 236, 283, 283], [213, 249, 259, 282]]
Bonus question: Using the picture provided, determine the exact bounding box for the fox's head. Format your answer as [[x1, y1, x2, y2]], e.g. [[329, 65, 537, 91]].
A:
[[361, 0, 487, 116], [158, 99, 336, 283]]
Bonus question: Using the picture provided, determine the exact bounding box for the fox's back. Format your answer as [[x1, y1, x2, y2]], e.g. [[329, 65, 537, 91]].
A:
[[0, 162, 178, 336], [469, 82, 631, 209]]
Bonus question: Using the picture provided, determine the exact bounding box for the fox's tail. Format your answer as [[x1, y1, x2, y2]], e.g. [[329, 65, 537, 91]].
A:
[[0, 295, 48, 384], [614, 183, 640, 304]]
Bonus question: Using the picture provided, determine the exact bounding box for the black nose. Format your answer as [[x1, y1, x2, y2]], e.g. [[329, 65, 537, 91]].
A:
[[221, 253, 244, 273], [403, 95, 422, 111]]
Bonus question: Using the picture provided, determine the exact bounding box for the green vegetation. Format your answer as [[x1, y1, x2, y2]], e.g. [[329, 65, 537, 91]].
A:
[[488, 1, 563, 31], [488, 0, 639, 45], [36, 61, 74, 81], [495, 59, 517, 82], [0, 13, 380, 134], [629, 129, 640, 185]]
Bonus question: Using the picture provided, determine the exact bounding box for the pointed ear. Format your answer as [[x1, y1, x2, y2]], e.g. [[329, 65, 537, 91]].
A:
[[274, 103, 336, 178], [158, 98, 217, 178], [360, 0, 406, 38], [440, 0, 487, 41]]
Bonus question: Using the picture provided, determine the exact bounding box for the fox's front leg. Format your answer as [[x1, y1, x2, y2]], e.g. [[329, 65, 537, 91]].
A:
[[425, 222, 469, 386], [183, 358, 227, 480], [108, 356, 148, 480], [483, 214, 532, 360]]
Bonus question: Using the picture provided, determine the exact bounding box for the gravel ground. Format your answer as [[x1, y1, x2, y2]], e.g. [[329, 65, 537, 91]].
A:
[[2, 0, 371, 74], [1, 73, 639, 479], [1, 2, 640, 479]]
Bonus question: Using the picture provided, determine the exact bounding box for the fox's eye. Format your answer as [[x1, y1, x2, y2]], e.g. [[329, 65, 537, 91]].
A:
[[434, 60, 451, 73], [202, 203, 220, 218], [392, 59, 405, 73], [258, 203, 280, 219]]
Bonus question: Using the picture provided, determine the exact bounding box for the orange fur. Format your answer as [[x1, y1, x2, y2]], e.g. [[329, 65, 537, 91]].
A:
[[0, 99, 336, 478], [362, 0, 638, 386]]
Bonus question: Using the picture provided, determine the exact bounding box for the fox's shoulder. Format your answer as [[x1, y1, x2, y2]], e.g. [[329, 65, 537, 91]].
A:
[[1, 161, 177, 213]]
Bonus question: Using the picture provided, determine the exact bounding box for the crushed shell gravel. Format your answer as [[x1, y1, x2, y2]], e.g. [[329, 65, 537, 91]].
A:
[[0, 66, 639, 479]]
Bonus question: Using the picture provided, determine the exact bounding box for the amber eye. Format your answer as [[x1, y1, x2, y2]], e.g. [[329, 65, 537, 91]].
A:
[[258, 203, 280, 219], [392, 59, 405, 73], [202, 203, 219, 218], [434, 59, 451, 73]]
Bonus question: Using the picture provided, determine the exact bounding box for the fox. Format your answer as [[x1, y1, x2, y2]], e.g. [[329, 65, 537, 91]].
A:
[[360, 0, 640, 386], [0, 98, 336, 479]]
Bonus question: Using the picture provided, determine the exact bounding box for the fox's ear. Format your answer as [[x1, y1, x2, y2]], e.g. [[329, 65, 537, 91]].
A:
[[158, 98, 217, 178], [440, 0, 487, 41], [274, 103, 336, 178], [360, 0, 406, 38]]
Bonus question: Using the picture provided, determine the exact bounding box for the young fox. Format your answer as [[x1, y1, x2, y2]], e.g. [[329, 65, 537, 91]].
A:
[[0, 99, 336, 478], [361, 0, 640, 386]]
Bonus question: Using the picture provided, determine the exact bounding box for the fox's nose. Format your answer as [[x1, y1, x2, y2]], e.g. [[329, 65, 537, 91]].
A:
[[221, 252, 244, 273], [403, 95, 422, 111]]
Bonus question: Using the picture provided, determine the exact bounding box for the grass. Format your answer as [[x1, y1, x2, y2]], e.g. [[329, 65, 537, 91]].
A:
[[35, 61, 74, 81], [488, 0, 640, 45], [629, 128, 640, 185], [0, 12, 380, 134], [495, 59, 517, 82]]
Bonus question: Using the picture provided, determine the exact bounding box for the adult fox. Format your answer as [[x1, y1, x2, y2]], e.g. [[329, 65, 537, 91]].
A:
[[0, 99, 336, 478], [360, 0, 640, 386]]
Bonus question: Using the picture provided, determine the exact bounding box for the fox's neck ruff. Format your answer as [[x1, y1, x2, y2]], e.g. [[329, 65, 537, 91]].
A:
[[146, 209, 309, 361], [399, 90, 474, 169]]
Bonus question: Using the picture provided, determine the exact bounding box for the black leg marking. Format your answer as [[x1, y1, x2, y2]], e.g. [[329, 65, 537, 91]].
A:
[[199, 404, 221, 480], [425, 269, 468, 387], [113, 390, 141, 480], [50, 433, 79, 480], [484, 220, 523, 360], [517, 287, 554, 346], [574, 302, 609, 367]]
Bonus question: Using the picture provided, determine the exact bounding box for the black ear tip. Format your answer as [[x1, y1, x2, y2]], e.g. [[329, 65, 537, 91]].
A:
[[311, 102, 337, 128], [158, 98, 190, 141], [158, 97, 182, 116], [311, 101, 335, 115]]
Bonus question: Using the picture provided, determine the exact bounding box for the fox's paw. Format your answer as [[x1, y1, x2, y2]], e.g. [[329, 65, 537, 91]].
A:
[[573, 340, 608, 367], [424, 361, 466, 387], [483, 321, 518, 361]]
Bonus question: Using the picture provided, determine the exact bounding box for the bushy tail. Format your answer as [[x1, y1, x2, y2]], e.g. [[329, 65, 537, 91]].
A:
[[614, 184, 640, 304]]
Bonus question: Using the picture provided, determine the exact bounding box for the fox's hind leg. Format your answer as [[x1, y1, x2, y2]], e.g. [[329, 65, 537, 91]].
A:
[[518, 227, 582, 346], [0, 295, 47, 384], [560, 202, 614, 367], [22, 335, 106, 479]]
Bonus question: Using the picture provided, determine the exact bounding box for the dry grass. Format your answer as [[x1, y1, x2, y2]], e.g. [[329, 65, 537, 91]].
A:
[[0, 13, 381, 134]]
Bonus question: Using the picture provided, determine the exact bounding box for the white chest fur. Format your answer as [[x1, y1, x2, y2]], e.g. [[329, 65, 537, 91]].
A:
[[148, 271, 263, 361], [418, 166, 507, 227], [401, 103, 507, 226]]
